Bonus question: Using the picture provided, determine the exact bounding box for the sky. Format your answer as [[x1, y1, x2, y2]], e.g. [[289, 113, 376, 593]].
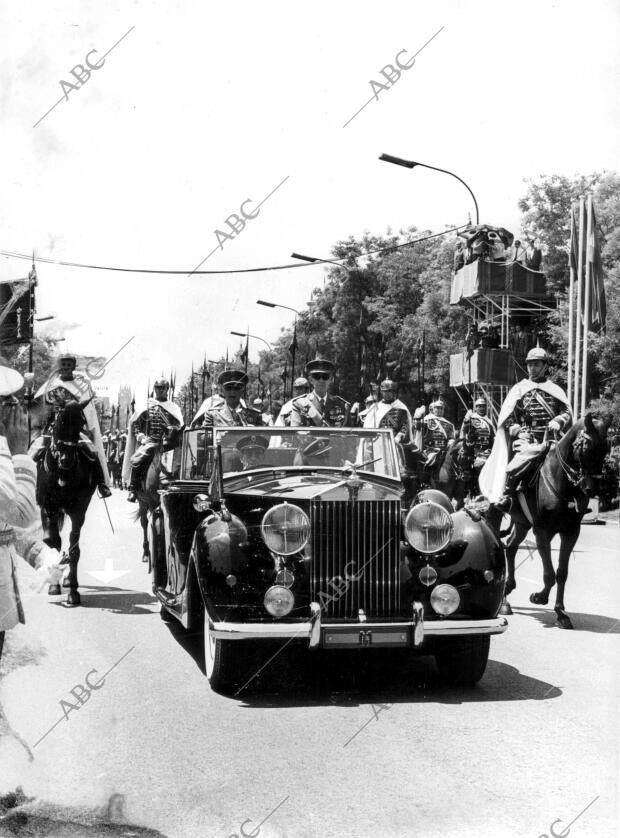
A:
[[1, 0, 619, 400]]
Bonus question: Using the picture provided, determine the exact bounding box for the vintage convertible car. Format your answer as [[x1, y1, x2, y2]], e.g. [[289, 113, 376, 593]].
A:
[[152, 426, 507, 693]]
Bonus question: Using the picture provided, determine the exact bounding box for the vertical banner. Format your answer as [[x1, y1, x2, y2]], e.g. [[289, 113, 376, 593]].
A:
[[0, 278, 33, 345], [568, 195, 606, 417]]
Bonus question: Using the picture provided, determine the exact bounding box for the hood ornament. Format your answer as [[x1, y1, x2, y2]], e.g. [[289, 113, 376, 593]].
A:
[[343, 460, 364, 501]]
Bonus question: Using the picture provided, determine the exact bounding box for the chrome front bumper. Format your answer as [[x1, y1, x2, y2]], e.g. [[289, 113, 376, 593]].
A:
[[209, 602, 508, 647]]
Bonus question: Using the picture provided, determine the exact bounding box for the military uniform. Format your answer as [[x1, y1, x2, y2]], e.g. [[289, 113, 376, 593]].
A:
[[30, 360, 111, 495], [479, 348, 572, 505], [507, 388, 570, 446], [289, 392, 350, 427], [202, 403, 264, 427], [125, 381, 184, 498], [460, 409, 495, 456], [362, 382, 411, 444], [423, 414, 456, 453]]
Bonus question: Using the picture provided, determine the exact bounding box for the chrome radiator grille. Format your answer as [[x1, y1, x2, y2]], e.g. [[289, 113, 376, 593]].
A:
[[309, 499, 401, 618]]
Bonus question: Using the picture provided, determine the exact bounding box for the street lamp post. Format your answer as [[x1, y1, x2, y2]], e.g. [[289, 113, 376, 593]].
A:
[[379, 153, 479, 225], [291, 253, 366, 403], [230, 330, 273, 351], [257, 298, 302, 398]]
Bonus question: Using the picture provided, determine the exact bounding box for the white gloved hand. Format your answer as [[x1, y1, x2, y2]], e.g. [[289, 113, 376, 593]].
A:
[[548, 419, 561, 432]]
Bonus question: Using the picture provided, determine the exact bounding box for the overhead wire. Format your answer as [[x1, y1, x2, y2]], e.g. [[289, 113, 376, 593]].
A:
[[0, 225, 466, 276]]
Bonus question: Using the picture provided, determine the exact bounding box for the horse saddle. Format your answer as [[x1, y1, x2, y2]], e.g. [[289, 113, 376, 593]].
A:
[[506, 442, 550, 486]]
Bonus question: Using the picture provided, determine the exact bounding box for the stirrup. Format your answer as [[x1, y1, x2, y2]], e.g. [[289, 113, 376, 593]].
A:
[[127, 490, 138, 503], [97, 484, 112, 499]]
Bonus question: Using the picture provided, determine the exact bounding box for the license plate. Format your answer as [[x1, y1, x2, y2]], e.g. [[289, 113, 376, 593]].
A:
[[323, 627, 410, 648]]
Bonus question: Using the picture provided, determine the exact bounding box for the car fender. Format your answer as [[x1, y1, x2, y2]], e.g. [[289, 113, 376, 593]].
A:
[[191, 513, 248, 607]]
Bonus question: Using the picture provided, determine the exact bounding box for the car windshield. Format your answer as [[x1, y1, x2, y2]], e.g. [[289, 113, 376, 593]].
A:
[[179, 427, 400, 480]]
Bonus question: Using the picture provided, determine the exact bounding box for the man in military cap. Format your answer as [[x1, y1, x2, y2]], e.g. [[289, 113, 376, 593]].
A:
[[236, 433, 269, 470], [275, 376, 310, 427], [124, 378, 184, 502], [289, 359, 350, 427], [459, 397, 495, 458], [30, 353, 111, 497], [480, 347, 571, 509], [201, 370, 264, 427], [362, 380, 412, 444], [413, 398, 456, 470]]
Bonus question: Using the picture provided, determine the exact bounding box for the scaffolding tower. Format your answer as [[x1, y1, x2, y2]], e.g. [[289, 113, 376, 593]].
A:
[[449, 259, 556, 424]]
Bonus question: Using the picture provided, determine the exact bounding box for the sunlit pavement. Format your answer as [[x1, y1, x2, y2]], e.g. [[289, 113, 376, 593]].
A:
[[0, 490, 618, 838]]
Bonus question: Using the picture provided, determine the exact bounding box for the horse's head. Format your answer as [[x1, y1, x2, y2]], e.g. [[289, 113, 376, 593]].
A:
[[569, 412, 612, 495], [52, 400, 89, 473]]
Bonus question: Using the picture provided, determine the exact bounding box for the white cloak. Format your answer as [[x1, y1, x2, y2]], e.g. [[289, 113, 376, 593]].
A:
[[362, 399, 413, 441], [478, 378, 571, 502], [122, 398, 184, 483], [34, 373, 110, 485]]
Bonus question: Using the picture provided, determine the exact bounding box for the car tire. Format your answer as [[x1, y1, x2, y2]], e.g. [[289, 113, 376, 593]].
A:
[[203, 608, 241, 694], [434, 635, 490, 686], [160, 605, 175, 623]]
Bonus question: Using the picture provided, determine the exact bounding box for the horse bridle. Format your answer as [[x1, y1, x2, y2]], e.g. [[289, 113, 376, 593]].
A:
[[554, 427, 602, 494]]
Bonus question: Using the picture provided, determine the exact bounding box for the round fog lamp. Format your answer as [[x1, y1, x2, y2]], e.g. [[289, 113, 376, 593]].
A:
[[264, 585, 295, 617], [192, 493, 211, 512], [261, 503, 310, 556], [430, 584, 460, 616], [405, 501, 453, 554], [419, 564, 438, 587], [275, 569, 295, 588]]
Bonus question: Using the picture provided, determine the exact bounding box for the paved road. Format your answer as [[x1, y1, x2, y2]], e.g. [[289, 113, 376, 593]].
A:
[[1, 492, 618, 838]]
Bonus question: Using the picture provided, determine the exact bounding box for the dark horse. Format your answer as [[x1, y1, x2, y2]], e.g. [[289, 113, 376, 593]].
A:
[[402, 432, 478, 509], [490, 413, 610, 629], [36, 400, 98, 606], [135, 428, 182, 566]]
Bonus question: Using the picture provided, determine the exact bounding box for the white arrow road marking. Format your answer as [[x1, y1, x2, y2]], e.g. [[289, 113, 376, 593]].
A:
[[86, 558, 130, 584]]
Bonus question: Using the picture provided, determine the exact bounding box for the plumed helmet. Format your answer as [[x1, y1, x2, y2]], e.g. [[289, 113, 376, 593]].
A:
[[525, 347, 548, 363], [293, 376, 309, 389], [430, 398, 445, 410], [153, 378, 169, 388], [474, 397, 486, 408], [380, 379, 397, 391], [58, 353, 77, 367]]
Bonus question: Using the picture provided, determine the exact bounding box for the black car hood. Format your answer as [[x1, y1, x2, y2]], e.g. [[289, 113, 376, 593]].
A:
[[223, 469, 402, 502]]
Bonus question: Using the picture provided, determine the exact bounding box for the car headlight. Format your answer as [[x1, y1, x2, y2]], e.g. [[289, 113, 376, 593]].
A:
[[261, 502, 310, 556], [405, 501, 453, 554], [430, 584, 460, 615], [264, 585, 295, 617]]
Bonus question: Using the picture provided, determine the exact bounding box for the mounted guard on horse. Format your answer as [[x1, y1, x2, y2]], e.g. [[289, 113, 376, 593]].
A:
[[480, 347, 571, 513], [123, 378, 184, 503], [29, 354, 111, 498], [480, 347, 610, 629]]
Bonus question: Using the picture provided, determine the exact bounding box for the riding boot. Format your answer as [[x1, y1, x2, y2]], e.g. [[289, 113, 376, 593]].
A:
[[93, 459, 112, 498], [127, 463, 143, 503], [495, 473, 518, 513]]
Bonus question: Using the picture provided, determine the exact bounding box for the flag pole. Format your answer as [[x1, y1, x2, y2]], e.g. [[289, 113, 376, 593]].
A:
[[567, 203, 575, 402], [580, 194, 593, 417], [572, 196, 585, 415]]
